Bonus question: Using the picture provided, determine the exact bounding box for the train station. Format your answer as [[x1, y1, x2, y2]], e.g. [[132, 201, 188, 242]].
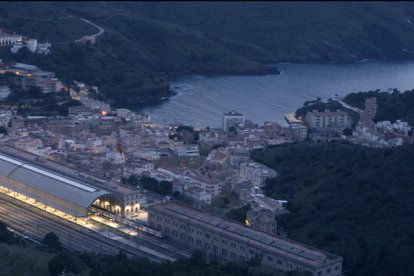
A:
[[0, 152, 125, 217]]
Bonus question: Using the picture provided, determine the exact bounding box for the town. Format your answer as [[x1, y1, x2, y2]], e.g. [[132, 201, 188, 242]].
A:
[[0, 41, 412, 275]]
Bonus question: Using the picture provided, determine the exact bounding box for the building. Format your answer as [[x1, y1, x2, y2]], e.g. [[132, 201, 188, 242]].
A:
[[170, 142, 200, 157], [240, 161, 278, 187], [0, 85, 11, 100], [36, 42, 51, 55], [285, 114, 308, 141], [148, 201, 343, 276], [0, 110, 13, 127], [227, 147, 250, 170], [10, 40, 24, 53], [305, 109, 352, 130], [0, 151, 119, 217], [246, 209, 277, 236], [0, 32, 22, 46], [223, 111, 245, 131], [291, 124, 308, 141], [27, 39, 38, 53]]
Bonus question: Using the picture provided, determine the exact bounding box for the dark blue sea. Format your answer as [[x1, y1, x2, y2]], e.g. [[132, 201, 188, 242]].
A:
[[138, 60, 414, 127]]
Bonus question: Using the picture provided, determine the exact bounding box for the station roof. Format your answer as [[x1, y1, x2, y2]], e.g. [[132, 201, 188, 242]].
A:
[[150, 201, 342, 268], [0, 153, 114, 215]]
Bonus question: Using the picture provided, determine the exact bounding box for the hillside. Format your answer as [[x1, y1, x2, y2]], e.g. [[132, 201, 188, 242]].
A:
[[0, 2, 277, 107], [251, 142, 414, 275], [343, 88, 414, 125], [119, 2, 414, 62], [2, 2, 414, 106]]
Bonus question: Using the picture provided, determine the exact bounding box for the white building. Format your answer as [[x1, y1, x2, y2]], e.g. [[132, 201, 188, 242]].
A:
[[170, 142, 200, 157], [305, 109, 352, 130], [240, 161, 278, 187], [0, 32, 22, 46], [36, 42, 51, 55], [106, 151, 126, 165], [0, 86, 11, 100], [10, 40, 24, 53], [291, 124, 308, 141], [223, 110, 245, 131], [27, 39, 38, 53], [0, 110, 13, 127]]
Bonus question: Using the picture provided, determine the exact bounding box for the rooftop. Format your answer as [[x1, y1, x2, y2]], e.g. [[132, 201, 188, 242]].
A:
[[149, 201, 342, 267], [224, 110, 244, 116], [0, 152, 113, 216]]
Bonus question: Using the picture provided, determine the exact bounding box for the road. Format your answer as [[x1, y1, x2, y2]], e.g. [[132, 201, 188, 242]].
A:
[[74, 18, 105, 43]]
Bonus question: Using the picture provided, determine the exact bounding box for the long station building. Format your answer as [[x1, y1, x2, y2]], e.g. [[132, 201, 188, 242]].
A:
[[148, 201, 343, 276], [0, 152, 123, 217]]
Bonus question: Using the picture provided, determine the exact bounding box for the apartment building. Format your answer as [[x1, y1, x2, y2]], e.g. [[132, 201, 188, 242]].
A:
[[305, 110, 352, 130], [148, 201, 342, 276], [239, 161, 278, 187], [223, 110, 245, 131]]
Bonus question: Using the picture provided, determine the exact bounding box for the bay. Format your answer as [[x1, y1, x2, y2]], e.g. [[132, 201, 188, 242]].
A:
[[138, 60, 414, 127]]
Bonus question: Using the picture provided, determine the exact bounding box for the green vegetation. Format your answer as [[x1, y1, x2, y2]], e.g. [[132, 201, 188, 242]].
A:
[[49, 249, 299, 276], [343, 88, 414, 125], [5, 86, 80, 117], [48, 250, 88, 276], [0, 126, 7, 135], [251, 141, 414, 275], [123, 2, 414, 62], [225, 204, 251, 224], [0, 243, 55, 276], [0, 3, 277, 108], [42, 232, 62, 251], [0, 220, 304, 276], [139, 176, 172, 196], [3, 2, 414, 107], [295, 98, 360, 128]]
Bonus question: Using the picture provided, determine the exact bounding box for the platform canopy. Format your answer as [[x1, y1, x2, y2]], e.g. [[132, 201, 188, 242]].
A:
[[0, 153, 119, 217]]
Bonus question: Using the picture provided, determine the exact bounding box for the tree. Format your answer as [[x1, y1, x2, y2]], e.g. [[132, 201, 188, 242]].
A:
[[0, 126, 8, 135], [159, 180, 172, 196], [140, 176, 159, 193], [0, 221, 15, 244], [43, 232, 62, 250], [48, 251, 88, 276], [28, 86, 43, 99], [225, 204, 251, 223], [343, 127, 353, 136], [127, 174, 139, 186]]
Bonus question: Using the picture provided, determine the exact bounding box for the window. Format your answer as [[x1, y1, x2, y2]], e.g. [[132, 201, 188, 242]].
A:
[[317, 272, 322, 276], [326, 268, 331, 273], [180, 233, 185, 240], [240, 246, 245, 252], [230, 242, 236, 248], [335, 266, 340, 271], [172, 230, 177, 237], [231, 252, 236, 259], [197, 239, 201, 246], [277, 260, 283, 265], [249, 249, 254, 255], [267, 256, 273, 262], [213, 246, 218, 253], [205, 233, 210, 239], [221, 249, 227, 256]]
